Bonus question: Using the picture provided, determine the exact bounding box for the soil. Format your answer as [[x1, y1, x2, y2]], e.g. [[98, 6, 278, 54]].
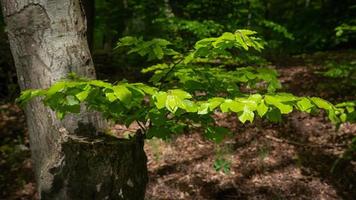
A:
[[0, 51, 355, 200]]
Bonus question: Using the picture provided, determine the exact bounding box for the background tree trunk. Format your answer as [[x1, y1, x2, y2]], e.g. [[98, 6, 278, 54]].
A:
[[0, 0, 148, 199], [82, 0, 95, 52]]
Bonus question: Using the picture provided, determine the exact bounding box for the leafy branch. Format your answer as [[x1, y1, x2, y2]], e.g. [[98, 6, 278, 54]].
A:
[[17, 30, 355, 143], [17, 79, 354, 141]]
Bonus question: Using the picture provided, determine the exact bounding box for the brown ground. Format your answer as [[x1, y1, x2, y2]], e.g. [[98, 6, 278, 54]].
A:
[[1, 51, 355, 200]]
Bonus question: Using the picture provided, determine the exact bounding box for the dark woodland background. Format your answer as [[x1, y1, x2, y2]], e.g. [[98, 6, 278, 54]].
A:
[[1, 0, 355, 199]]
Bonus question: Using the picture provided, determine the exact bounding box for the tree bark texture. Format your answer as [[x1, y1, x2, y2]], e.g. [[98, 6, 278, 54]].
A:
[[0, 0, 147, 199]]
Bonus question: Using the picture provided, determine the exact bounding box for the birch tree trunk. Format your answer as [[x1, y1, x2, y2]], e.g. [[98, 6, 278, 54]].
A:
[[0, 0, 148, 199]]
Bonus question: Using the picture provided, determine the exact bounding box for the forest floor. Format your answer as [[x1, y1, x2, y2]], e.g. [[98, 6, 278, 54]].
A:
[[0, 51, 355, 200]]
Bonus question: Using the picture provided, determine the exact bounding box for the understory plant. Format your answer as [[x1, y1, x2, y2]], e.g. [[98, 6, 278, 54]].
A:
[[18, 30, 355, 157], [319, 60, 356, 89]]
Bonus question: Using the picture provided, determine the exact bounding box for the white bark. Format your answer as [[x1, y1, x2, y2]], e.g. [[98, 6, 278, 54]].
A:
[[1, 0, 147, 199]]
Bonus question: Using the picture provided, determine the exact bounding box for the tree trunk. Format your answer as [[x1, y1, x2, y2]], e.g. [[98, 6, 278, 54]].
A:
[[0, 0, 148, 199]]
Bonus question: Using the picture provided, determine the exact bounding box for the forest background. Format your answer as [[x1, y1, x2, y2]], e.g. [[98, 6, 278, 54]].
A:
[[0, 0, 355, 199]]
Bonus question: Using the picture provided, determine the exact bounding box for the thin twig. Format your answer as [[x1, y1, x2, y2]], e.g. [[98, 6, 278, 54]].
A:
[[158, 58, 184, 90], [136, 120, 147, 133]]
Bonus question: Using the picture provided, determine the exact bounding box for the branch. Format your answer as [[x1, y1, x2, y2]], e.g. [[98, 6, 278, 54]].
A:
[[136, 120, 147, 133], [158, 58, 184, 90]]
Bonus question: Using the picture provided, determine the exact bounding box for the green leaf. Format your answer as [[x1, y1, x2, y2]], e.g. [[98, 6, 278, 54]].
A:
[[184, 52, 195, 64], [311, 97, 333, 110], [89, 80, 112, 88], [328, 109, 340, 124], [153, 45, 164, 59], [213, 158, 231, 174], [132, 83, 158, 95], [148, 109, 167, 126], [146, 126, 171, 139], [113, 85, 132, 106], [166, 94, 181, 113], [212, 32, 234, 48], [266, 108, 282, 122], [154, 92, 167, 109], [44, 92, 65, 108], [265, 95, 293, 114], [238, 29, 257, 35], [56, 111, 65, 119], [47, 81, 67, 96], [169, 89, 192, 99], [17, 89, 46, 105], [297, 98, 313, 113], [142, 63, 170, 73], [346, 106, 355, 113], [236, 98, 258, 111], [180, 100, 198, 112], [340, 113, 347, 122], [248, 94, 262, 102], [195, 46, 210, 57], [221, 32, 236, 40], [208, 97, 225, 110], [66, 95, 79, 106], [235, 33, 249, 50], [65, 104, 81, 113], [76, 89, 90, 102], [117, 36, 138, 47], [105, 93, 117, 102], [238, 105, 255, 123], [153, 38, 171, 46], [197, 102, 209, 114], [257, 100, 268, 117], [220, 99, 244, 113]]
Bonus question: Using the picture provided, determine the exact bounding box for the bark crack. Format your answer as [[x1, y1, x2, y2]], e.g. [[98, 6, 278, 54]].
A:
[[4, 2, 45, 18], [5, 2, 50, 37]]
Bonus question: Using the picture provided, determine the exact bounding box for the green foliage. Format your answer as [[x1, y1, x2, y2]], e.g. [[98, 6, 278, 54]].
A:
[[334, 19, 356, 44], [213, 158, 231, 174], [118, 30, 264, 63], [93, 0, 356, 55], [18, 31, 355, 143], [17, 29, 356, 174], [335, 101, 356, 123], [17, 79, 352, 140], [116, 36, 179, 60], [154, 17, 224, 43], [259, 20, 294, 41], [189, 30, 264, 58], [127, 30, 271, 94], [322, 61, 356, 79], [258, 20, 294, 50], [317, 60, 356, 88], [145, 65, 280, 94], [335, 23, 356, 38]]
